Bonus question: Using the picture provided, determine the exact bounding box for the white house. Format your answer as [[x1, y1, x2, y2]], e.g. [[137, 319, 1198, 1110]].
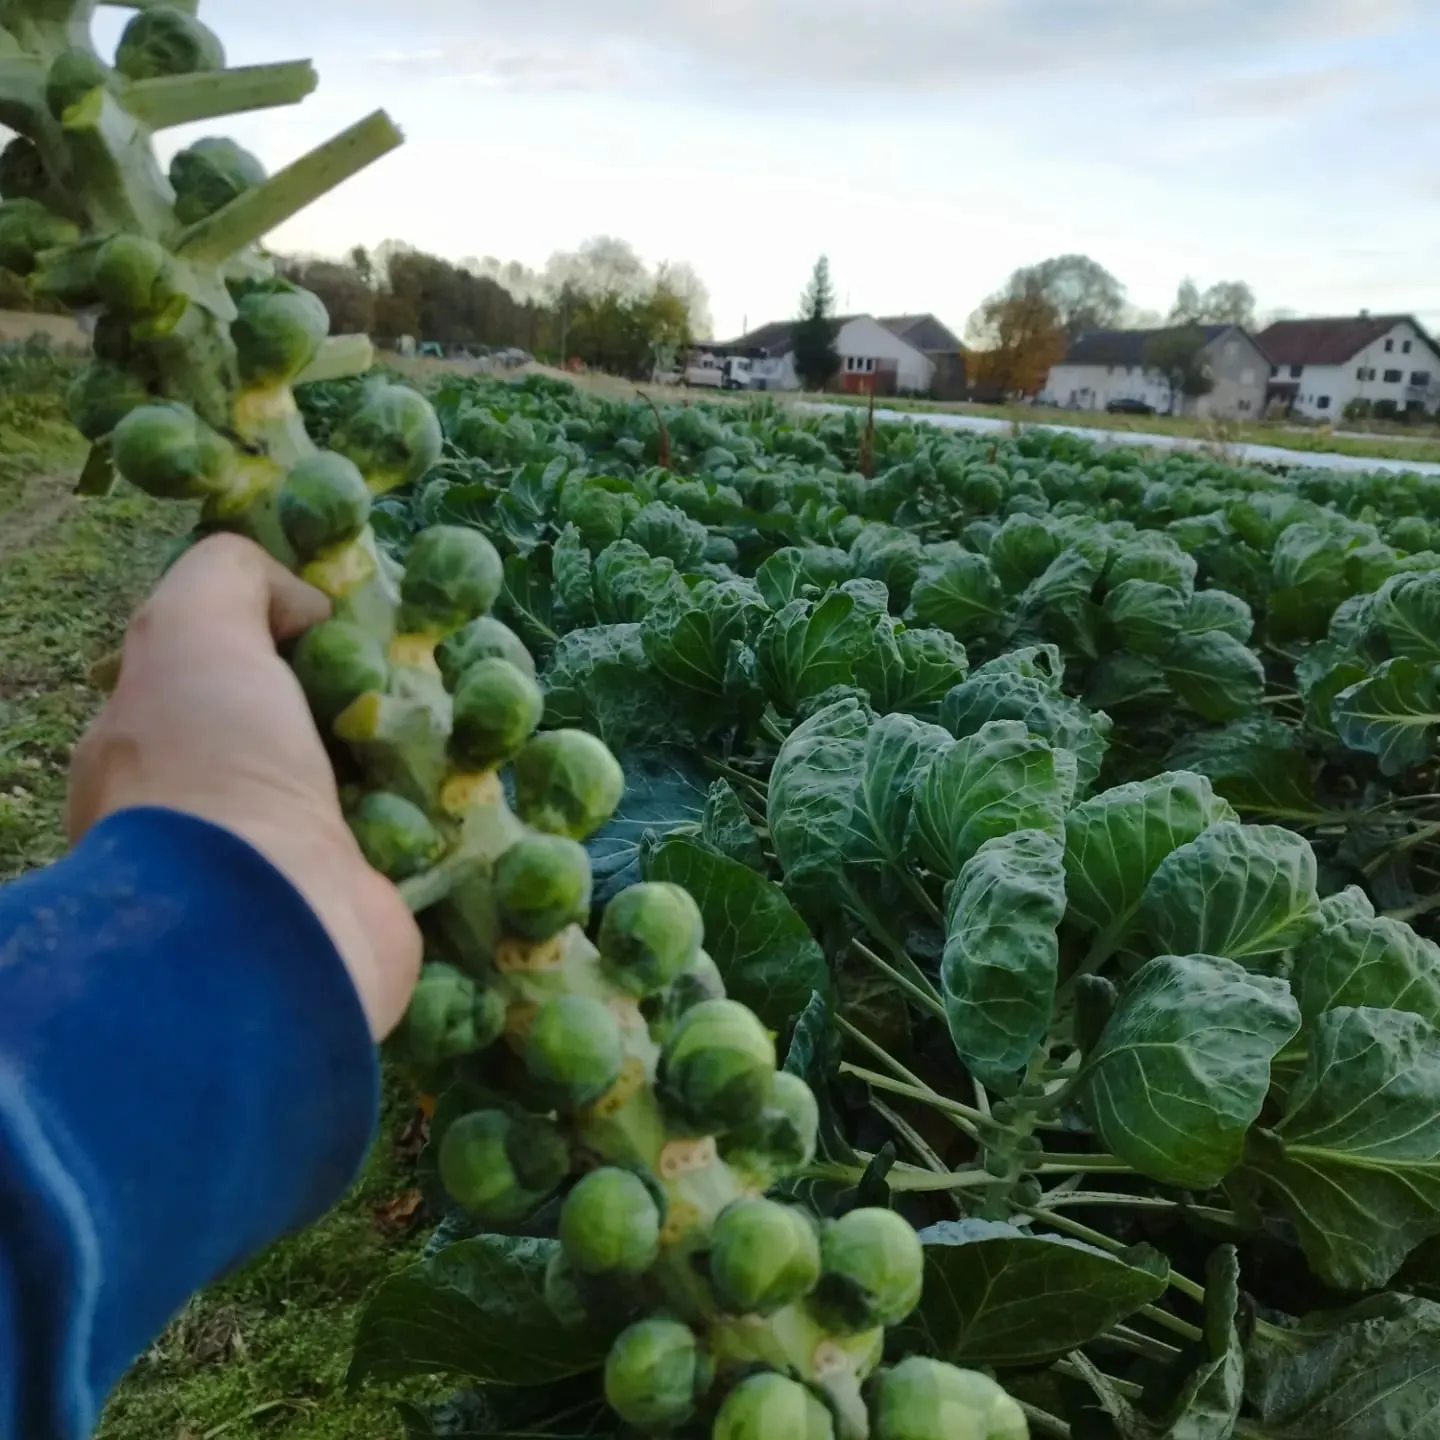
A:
[[1043, 325, 1271, 419], [709, 313, 960, 395], [1256, 315, 1440, 420]]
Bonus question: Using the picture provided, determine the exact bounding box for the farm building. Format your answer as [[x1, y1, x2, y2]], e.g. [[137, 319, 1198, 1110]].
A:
[[1256, 314, 1440, 419], [709, 313, 963, 396], [1043, 325, 1270, 419]]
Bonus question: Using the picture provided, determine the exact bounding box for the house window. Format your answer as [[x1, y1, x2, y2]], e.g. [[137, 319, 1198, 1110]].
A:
[[1269, 364, 1278, 377], [1404, 340, 1413, 354], [1386, 339, 1395, 352], [1356, 366, 1367, 380], [1317, 396, 1331, 410], [1413, 372, 1432, 386], [1385, 369, 1404, 383], [1289, 364, 1303, 378], [1239, 399, 1251, 412]]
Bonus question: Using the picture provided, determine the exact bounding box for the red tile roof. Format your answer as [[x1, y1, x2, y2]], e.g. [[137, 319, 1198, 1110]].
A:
[[1257, 315, 1440, 366]]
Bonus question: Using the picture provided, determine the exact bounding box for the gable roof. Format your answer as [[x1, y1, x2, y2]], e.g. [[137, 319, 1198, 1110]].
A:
[[722, 319, 798, 356], [1061, 324, 1244, 368], [878, 313, 964, 353], [1257, 314, 1440, 366]]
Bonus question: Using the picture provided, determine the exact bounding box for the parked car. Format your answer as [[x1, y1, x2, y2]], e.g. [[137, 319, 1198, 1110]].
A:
[[1105, 398, 1156, 415]]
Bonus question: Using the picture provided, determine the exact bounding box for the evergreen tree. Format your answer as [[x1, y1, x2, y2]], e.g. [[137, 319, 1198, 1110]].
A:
[[793, 255, 841, 391]]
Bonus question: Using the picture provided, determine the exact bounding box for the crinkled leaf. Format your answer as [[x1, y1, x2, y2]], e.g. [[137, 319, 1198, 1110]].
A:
[[641, 579, 767, 698], [1245, 1293, 1440, 1439], [988, 514, 1062, 591], [1085, 653, 1172, 712], [1292, 915, 1440, 1027], [498, 549, 557, 661], [1241, 1006, 1440, 1289], [755, 590, 874, 715], [1162, 630, 1266, 722], [904, 551, 1006, 641], [593, 537, 685, 623], [1104, 578, 1188, 656], [1332, 656, 1440, 775], [1165, 717, 1321, 822], [855, 620, 969, 715], [1080, 953, 1300, 1188], [942, 830, 1066, 1089], [1372, 569, 1440, 663], [348, 1236, 611, 1387], [1138, 822, 1320, 968], [585, 748, 708, 907], [644, 834, 829, 1028], [784, 989, 858, 1164], [898, 1218, 1169, 1368], [846, 710, 955, 873], [1109, 535, 1198, 596], [1295, 640, 1368, 742], [1064, 772, 1237, 936], [701, 778, 766, 871], [1319, 884, 1375, 925], [909, 719, 1068, 880], [550, 524, 595, 630], [1182, 589, 1254, 643]]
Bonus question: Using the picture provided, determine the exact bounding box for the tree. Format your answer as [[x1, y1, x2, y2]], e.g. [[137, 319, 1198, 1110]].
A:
[[964, 273, 1068, 398], [987, 254, 1126, 340], [792, 255, 841, 391], [1144, 326, 1215, 415], [1168, 278, 1256, 328]]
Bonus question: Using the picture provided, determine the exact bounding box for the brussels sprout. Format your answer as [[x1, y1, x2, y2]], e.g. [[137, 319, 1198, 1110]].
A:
[[494, 834, 592, 941], [0, 137, 45, 203], [512, 729, 625, 841], [543, 1249, 592, 1329], [666, 949, 727, 1012], [450, 658, 544, 769], [438, 1109, 565, 1223], [114, 5, 225, 80], [45, 48, 111, 119], [111, 401, 234, 500], [604, 1317, 703, 1430], [66, 362, 150, 442], [276, 452, 371, 558], [349, 792, 443, 880], [93, 233, 171, 313], [872, 1358, 1028, 1440], [0, 199, 79, 275], [436, 615, 536, 689], [712, 1373, 835, 1440], [170, 137, 267, 226], [598, 882, 704, 998], [399, 525, 504, 632], [659, 999, 775, 1134], [332, 382, 443, 494], [559, 1167, 660, 1276], [290, 619, 389, 725], [402, 961, 506, 1068], [234, 285, 329, 387], [524, 994, 622, 1106], [710, 1199, 820, 1315], [811, 1208, 924, 1333], [719, 1071, 820, 1182]]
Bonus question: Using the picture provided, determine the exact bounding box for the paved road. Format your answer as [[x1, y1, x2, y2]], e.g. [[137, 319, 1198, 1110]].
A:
[[808, 403, 1440, 477]]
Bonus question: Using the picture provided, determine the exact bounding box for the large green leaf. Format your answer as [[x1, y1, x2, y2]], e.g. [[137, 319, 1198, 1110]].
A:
[[1165, 717, 1321, 823], [1332, 657, 1440, 775], [855, 621, 969, 716], [644, 835, 829, 1027], [1181, 589, 1254, 642], [942, 830, 1066, 1088], [1138, 822, 1321, 968], [585, 748, 709, 907], [845, 710, 955, 872], [1080, 953, 1300, 1187], [593, 538, 685, 623], [1108, 535, 1198, 595], [550, 523, 595, 629], [1103, 578, 1188, 656], [1245, 1293, 1440, 1438], [1241, 1005, 1440, 1289], [1295, 640, 1368, 742], [1292, 915, 1440, 1027], [1064, 771, 1236, 939], [897, 1219, 1168, 1368], [755, 590, 875, 715], [640, 579, 767, 698], [1161, 630, 1266, 722], [701, 778, 766, 871], [1372, 569, 1440, 663], [909, 719, 1068, 879], [904, 551, 1006, 640], [348, 1236, 612, 1387]]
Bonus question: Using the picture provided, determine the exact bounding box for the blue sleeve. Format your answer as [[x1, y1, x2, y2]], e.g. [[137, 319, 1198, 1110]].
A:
[[0, 807, 379, 1440]]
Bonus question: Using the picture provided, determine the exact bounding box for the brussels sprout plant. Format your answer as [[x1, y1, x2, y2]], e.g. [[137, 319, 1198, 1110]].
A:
[[0, 2, 1021, 1436]]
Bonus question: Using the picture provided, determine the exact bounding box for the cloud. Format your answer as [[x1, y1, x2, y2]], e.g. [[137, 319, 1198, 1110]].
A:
[[1190, 65, 1364, 119], [362, 0, 1423, 94]]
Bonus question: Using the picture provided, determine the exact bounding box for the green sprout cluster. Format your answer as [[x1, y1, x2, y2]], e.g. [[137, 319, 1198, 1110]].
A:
[[0, 4, 1028, 1435]]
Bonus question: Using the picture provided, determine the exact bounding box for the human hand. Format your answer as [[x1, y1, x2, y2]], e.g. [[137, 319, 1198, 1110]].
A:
[[67, 533, 421, 1038]]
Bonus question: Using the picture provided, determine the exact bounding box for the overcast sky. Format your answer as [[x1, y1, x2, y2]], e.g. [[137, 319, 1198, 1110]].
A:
[[93, 0, 1440, 340]]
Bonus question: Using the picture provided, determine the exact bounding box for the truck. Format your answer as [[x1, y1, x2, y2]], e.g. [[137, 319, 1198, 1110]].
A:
[[683, 353, 754, 391]]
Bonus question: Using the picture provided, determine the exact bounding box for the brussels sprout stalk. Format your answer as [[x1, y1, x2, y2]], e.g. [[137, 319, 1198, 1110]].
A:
[[11, 1, 1031, 1435]]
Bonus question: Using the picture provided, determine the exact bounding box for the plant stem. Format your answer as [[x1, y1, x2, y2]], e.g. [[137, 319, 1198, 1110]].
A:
[[1365, 819, 1440, 873], [869, 1098, 950, 1176], [849, 939, 947, 1021], [123, 59, 317, 130], [839, 1062, 991, 1130], [1107, 1324, 1182, 1363], [701, 755, 769, 801], [760, 714, 789, 747], [844, 886, 946, 1008], [1054, 1357, 1143, 1401], [804, 1159, 1000, 1193], [1034, 1155, 1134, 1174], [898, 867, 945, 927], [1139, 1303, 1204, 1344], [1015, 1400, 1071, 1439], [398, 849, 484, 913]]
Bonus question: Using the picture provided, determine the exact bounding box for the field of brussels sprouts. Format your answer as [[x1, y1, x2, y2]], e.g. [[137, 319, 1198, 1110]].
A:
[[299, 367, 1440, 1439]]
